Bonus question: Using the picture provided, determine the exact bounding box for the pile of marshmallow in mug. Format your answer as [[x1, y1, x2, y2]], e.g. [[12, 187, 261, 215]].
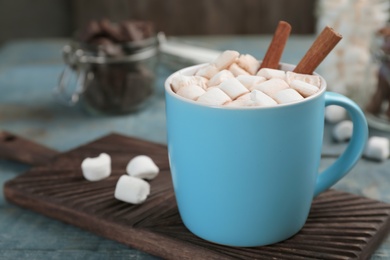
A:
[[171, 50, 320, 107]]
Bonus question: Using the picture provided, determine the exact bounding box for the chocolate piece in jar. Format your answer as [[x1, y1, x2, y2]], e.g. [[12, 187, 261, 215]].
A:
[[83, 59, 155, 114], [99, 18, 125, 43]]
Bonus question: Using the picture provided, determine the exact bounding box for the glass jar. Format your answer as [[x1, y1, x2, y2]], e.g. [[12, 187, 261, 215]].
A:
[[364, 33, 390, 131], [55, 37, 158, 115]]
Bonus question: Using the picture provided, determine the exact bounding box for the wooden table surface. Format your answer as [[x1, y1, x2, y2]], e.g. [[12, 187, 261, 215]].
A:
[[0, 35, 390, 259]]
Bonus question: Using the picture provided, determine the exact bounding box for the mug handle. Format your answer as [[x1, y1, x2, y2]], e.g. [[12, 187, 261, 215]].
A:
[[314, 92, 368, 197]]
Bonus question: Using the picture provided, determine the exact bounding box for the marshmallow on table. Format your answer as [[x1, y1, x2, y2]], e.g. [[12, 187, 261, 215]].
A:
[[114, 175, 150, 204], [197, 87, 232, 106], [212, 50, 239, 70], [252, 78, 289, 98], [195, 64, 219, 79], [171, 75, 208, 92], [251, 89, 277, 107], [229, 63, 250, 76], [286, 71, 321, 88], [364, 136, 390, 161], [237, 54, 260, 75], [257, 68, 286, 80], [290, 80, 320, 97], [207, 70, 234, 87], [176, 85, 206, 101], [332, 120, 353, 142], [236, 75, 266, 90], [325, 105, 348, 123], [218, 78, 249, 99], [273, 89, 304, 104], [81, 153, 111, 181], [126, 155, 160, 180]]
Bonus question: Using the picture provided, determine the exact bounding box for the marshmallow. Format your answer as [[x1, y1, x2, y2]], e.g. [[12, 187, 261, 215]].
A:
[[225, 99, 254, 107], [364, 136, 389, 161], [197, 87, 232, 106], [290, 80, 320, 97], [225, 93, 259, 106], [252, 78, 289, 98], [114, 175, 150, 204], [333, 120, 353, 142], [195, 64, 219, 79], [325, 105, 347, 123], [257, 68, 286, 80], [286, 71, 321, 88], [207, 70, 234, 87], [237, 54, 260, 75], [236, 75, 266, 90], [218, 78, 249, 99], [251, 90, 277, 107], [81, 153, 111, 181], [273, 89, 304, 104], [126, 155, 160, 180], [176, 85, 206, 101], [237, 92, 251, 101], [171, 75, 208, 92], [212, 50, 239, 70], [229, 63, 250, 76]]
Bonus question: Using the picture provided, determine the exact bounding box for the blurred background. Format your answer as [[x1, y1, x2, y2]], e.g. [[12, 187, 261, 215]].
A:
[[0, 0, 316, 44], [1, 1, 390, 259]]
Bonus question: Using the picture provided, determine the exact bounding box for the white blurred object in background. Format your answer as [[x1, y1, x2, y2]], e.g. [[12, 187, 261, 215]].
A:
[[316, 0, 390, 107]]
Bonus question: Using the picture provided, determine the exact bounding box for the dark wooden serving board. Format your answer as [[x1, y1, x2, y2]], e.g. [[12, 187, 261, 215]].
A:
[[2, 132, 390, 259]]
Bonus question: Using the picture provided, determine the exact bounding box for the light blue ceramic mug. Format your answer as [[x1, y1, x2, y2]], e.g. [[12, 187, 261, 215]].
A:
[[165, 63, 368, 247]]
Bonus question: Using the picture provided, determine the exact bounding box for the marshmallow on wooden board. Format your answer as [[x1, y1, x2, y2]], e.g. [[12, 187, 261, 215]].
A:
[[236, 75, 266, 90], [195, 64, 219, 79], [229, 63, 250, 76], [81, 153, 111, 181], [197, 87, 232, 106], [251, 89, 277, 107], [273, 89, 304, 104], [257, 68, 286, 80], [332, 120, 353, 142], [325, 105, 347, 123], [218, 78, 249, 99], [212, 50, 239, 70], [286, 71, 321, 88], [176, 85, 206, 101], [290, 80, 320, 97], [364, 136, 389, 161], [126, 155, 160, 180], [171, 75, 208, 92], [252, 78, 289, 98], [114, 175, 150, 204], [237, 54, 260, 75], [207, 70, 234, 87]]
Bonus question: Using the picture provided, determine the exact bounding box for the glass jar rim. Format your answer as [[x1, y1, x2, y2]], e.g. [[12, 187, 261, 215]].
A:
[[63, 36, 158, 65]]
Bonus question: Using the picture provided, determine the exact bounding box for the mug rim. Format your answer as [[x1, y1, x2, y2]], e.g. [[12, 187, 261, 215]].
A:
[[165, 62, 327, 110]]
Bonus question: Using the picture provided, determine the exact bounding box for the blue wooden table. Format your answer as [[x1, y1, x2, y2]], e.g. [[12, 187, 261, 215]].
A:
[[1, 36, 390, 259]]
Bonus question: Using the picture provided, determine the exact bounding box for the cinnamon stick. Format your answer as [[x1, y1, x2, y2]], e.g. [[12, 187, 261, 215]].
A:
[[260, 21, 292, 69], [294, 26, 342, 74]]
